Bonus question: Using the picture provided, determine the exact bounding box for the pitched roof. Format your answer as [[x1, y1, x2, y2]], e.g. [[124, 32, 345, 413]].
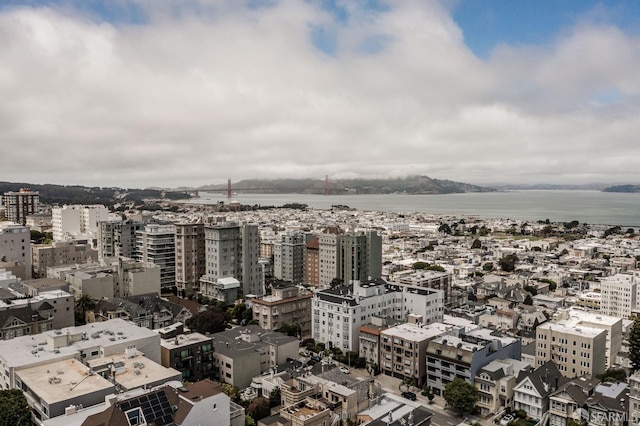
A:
[[516, 360, 568, 398]]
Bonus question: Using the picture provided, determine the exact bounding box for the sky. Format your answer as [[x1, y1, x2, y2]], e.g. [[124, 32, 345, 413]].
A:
[[1, 0, 640, 188]]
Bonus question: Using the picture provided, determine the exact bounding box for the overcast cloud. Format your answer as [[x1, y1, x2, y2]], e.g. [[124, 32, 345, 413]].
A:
[[1, 0, 639, 188]]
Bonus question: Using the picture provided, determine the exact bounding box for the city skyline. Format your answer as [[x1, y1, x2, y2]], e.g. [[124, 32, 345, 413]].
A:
[[1, 1, 640, 188]]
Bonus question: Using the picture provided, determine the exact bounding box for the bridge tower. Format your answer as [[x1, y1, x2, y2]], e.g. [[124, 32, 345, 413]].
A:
[[227, 179, 232, 198]]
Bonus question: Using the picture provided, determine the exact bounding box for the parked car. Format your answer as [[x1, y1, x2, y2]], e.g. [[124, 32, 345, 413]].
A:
[[401, 391, 417, 401], [499, 414, 514, 426], [310, 355, 321, 362], [339, 366, 350, 374]]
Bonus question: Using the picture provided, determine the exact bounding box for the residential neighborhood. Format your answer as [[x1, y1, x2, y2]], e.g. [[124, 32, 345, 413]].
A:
[[1, 190, 640, 426]]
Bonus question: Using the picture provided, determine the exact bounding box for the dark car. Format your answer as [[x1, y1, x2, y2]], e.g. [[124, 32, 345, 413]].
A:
[[310, 355, 322, 362], [401, 391, 417, 401]]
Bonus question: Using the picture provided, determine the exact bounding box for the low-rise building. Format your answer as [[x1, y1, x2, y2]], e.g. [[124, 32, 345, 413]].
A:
[[513, 361, 568, 422], [252, 285, 312, 338], [380, 321, 455, 387], [425, 328, 521, 397], [161, 332, 215, 382], [32, 241, 99, 278], [211, 325, 298, 389], [474, 358, 532, 416]]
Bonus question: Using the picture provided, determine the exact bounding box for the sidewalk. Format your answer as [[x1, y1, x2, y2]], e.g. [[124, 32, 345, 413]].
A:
[[372, 373, 494, 426]]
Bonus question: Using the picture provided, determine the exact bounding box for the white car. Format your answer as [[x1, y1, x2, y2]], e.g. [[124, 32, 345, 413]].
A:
[[339, 366, 350, 374], [499, 414, 514, 426]]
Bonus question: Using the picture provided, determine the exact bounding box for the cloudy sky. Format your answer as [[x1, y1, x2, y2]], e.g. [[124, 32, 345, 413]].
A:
[[2, 0, 640, 188]]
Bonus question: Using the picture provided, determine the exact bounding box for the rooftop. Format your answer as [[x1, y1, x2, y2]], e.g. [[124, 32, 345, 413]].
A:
[[16, 358, 114, 405]]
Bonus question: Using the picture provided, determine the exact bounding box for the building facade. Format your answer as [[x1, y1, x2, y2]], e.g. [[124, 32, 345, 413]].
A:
[[0, 221, 32, 279], [273, 232, 306, 284], [251, 285, 313, 338], [51, 204, 109, 242], [175, 222, 206, 297], [2, 188, 39, 225], [32, 240, 98, 278], [97, 220, 144, 262], [136, 224, 176, 291]]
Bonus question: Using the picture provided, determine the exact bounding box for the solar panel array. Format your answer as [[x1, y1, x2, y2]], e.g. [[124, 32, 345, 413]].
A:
[[119, 389, 175, 425]]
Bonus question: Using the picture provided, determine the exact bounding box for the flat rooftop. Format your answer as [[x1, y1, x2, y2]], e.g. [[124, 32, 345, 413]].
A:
[[382, 322, 453, 342], [0, 318, 159, 368], [161, 332, 211, 350], [86, 352, 181, 391], [538, 321, 605, 338], [16, 358, 114, 405]]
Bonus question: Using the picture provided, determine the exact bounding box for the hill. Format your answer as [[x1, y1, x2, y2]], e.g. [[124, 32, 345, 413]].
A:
[[0, 182, 190, 206], [198, 176, 495, 195]]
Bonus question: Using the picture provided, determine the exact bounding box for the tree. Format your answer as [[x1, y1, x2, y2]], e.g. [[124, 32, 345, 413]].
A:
[[245, 415, 256, 426], [246, 397, 271, 421], [443, 378, 478, 416], [498, 254, 519, 272], [596, 367, 627, 382], [221, 383, 241, 403], [629, 316, 640, 373], [269, 387, 281, 408], [471, 239, 481, 249], [187, 304, 231, 334], [75, 295, 95, 325], [413, 261, 429, 270], [482, 262, 494, 272], [0, 389, 32, 425], [438, 223, 451, 234]]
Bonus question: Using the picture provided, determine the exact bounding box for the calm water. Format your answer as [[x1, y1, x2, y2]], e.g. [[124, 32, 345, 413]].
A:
[[184, 190, 640, 227]]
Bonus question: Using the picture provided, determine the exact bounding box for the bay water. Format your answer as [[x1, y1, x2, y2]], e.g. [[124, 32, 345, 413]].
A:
[[183, 190, 640, 227]]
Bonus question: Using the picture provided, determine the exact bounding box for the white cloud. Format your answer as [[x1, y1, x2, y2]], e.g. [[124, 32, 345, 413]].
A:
[[0, 1, 639, 188]]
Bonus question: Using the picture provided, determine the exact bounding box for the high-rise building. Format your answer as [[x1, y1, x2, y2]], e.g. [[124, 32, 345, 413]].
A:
[[2, 188, 39, 225], [174, 222, 205, 297], [304, 236, 320, 286], [98, 220, 144, 261], [535, 320, 606, 378], [51, 204, 109, 241], [318, 227, 342, 287], [600, 272, 639, 318], [339, 230, 382, 283], [273, 232, 305, 284], [200, 221, 263, 299], [136, 224, 176, 291], [0, 221, 32, 279]]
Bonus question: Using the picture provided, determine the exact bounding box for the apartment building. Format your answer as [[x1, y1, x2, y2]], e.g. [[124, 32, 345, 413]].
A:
[[97, 220, 144, 261], [474, 358, 532, 416], [201, 221, 263, 298], [312, 279, 444, 352], [32, 240, 98, 277], [379, 322, 454, 387], [425, 328, 521, 397], [211, 326, 298, 389], [600, 272, 639, 318], [51, 204, 109, 242], [137, 224, 176, 290], [397, 270, 453, 306], [251, 285, 313, 338], [273, 232, 306, 284], [318, 227, 343, 287], [2, 188, 39, 225], [339, 230, 382, 283], [0, 286, 75, 331], [161, 332, 215, 382], [0, 318, 161, 391], [0, 221, 32, 279], [535, 320, 607, 378], [55, 260, 160, 300], [304, 236, 320, 286], [174, 222, 205, 297], [553, 308, 622, 369]]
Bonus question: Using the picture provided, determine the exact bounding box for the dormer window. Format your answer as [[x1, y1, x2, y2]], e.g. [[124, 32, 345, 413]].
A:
[[125, 407, 146, 426]]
